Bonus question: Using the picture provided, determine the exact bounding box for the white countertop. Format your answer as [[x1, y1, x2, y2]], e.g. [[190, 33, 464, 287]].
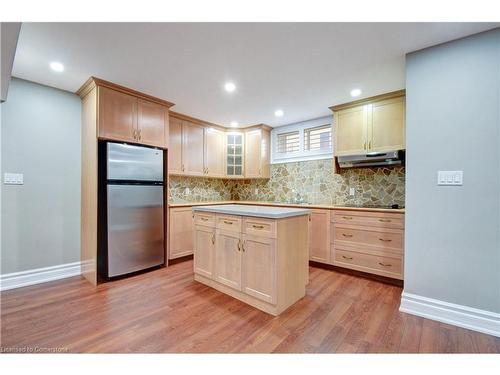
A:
[[192, 204, 311, 219]]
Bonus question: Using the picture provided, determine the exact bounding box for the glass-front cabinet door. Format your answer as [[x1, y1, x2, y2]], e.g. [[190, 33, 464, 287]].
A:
[[226, 133, 244, 177]]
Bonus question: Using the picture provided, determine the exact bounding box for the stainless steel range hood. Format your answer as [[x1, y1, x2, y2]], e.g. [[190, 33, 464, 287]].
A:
[[337, 150, 404, 168]]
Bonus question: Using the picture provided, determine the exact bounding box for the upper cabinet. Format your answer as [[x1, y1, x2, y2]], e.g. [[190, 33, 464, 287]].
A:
[[168, 113, 270, 179], [244, 127, 270, 179], [331, 90, 405, 156], [77, 77, 174, 149], [204, 128, 225, 178]]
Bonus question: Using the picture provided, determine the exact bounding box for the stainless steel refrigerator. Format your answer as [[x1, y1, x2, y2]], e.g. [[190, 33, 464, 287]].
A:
[[101, 142, 165, 278]]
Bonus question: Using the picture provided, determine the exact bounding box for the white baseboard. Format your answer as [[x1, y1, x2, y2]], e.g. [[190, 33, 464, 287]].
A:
[[0, 261, 82, 291], [400, 291, 500, 338]]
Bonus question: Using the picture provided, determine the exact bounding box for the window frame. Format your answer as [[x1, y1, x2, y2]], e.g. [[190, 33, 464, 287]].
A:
[[270, 116, 333, 164]]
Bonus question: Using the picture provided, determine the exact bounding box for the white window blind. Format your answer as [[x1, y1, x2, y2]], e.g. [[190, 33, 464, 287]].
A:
[[276, 131, 300, 154], [304, 125, 332, 151]]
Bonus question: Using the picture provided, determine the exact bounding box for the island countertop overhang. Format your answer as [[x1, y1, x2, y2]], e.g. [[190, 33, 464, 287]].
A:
[[192, 204, 311, 219]]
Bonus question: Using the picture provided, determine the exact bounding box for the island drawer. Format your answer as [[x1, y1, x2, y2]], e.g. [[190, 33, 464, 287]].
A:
[[332, 224, 403, 253], [243, 217, 277, 238], [194, 212, 216, 227], [332, 210, 404, 229], [332, 246, 403, 279], [216, 214, 242, 232]]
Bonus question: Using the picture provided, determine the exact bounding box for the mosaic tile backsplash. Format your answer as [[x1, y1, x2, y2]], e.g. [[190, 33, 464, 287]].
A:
[[169, 158, 405, 206]]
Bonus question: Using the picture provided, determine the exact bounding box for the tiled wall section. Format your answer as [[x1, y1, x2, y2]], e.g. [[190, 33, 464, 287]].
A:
[[169, 176, 233, 202], [169, 159, 405, 206]]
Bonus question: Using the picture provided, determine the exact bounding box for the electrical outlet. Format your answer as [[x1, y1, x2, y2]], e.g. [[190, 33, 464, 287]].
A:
[[349, 187, 355, 196], [4, 173, 24, 185], [185, 187, 190, 195], [254, 188, 259, 195]]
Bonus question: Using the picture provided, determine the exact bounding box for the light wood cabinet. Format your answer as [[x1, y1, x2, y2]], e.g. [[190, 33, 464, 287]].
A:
[[369, 97, 405, 152], [244, 127, 270, 178], [193, 212, 309, 315], [204, 127, 225, 177], [214, 229, 242, 290], [168, 116, 183, 174], [331, 210, 405, 280], [98, 86, 137, 143], [182, 121, 205, 176], [242, 234, 276, 304], [309, 209, 330, 263], [334, 105, 368, 156], [168, 114, 270, 180], [169, 207, 194, 259], [77, 77, 174, 286], [332, 90, 405, 156], [193, 224, 215, 278], [137, 99, 167, 148]]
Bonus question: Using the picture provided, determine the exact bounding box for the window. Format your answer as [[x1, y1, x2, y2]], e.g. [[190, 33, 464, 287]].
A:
[[271, 117, 333, 163], [276, 131, 300, 154], [304, 125, 332, 151]]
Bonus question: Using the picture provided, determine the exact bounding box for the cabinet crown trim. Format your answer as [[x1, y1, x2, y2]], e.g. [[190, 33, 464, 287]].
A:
[[329, 89, 405, 112], [76, 77, 175, 108]]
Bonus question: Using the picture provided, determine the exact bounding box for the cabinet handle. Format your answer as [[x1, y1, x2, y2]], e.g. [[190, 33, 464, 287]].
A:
[[237, 239, 241, 252], [364, 141, 366, 150], [342, 233, 353, 238], [133, 129, 137, 140], [368, 140, 372, 149], [379, 238, 392, 242], [342, 216, 353, 220], [212, 233, 215, 244], [378, 262, 392, 267], [378, 219, 391, 223], [138, 129, 142, 141], [200, 217, 209, 221], [242, 240, 246, 252], [223, 220, 233, 225], [182, 164, 185, 172], [342, 255, 353, 260], [252, 224, 264, 229]]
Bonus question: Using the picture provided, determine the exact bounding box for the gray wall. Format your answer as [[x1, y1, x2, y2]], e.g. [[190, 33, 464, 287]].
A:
[[1, 78, 81, 274], [405, 29, 500, 313]]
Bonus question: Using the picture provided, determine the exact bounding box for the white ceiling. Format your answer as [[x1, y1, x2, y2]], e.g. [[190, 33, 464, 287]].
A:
[[12, 22, 499, 127]]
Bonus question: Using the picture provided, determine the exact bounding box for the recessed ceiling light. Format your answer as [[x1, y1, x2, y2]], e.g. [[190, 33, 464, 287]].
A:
[[230, 121, 239, 127], [224, 82, 236, 93], [50, 61, 64, 72], [274, 109, 284, 117], [350, 88, 362, 97]]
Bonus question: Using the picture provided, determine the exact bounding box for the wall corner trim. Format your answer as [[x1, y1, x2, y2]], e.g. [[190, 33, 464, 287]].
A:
[[0, 261, 82, 291], [400, 291, 500, 338]]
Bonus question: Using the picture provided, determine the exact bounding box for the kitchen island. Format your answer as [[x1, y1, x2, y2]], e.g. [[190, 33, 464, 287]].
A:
[[192, 204, 311, 315]]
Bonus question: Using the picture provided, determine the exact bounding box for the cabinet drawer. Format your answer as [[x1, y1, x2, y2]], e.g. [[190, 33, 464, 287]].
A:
[[332, 224, 403, 253], [243, 217, 276, 238], [216, 214, 242, 232], [332, 210, 404, 229], [194, 212, 216, 227], [333, 247, 403, 279]]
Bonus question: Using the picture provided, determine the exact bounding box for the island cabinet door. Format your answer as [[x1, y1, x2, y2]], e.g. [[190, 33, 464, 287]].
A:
[[194, 225, 215, 279], [241, 234, 276, 304], [214, 230, 242, 291]]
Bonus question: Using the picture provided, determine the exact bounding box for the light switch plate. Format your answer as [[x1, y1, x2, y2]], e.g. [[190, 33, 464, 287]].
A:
[[437, 171, 463, 186], [349, 187, 356, 196], [4, 173, 24, 185]]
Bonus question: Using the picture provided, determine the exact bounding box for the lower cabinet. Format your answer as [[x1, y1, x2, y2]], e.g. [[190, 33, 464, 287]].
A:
[[193, 212, 308, 315], [214, 229, 243, 290], [193, 224, 215, 278], [169, 207, 194, 259], [241, 234, 276, 304], [308, 209, 330, 263]]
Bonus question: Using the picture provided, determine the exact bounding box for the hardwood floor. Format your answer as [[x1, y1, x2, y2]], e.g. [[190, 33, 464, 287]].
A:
[[1, 260, 499, 353]]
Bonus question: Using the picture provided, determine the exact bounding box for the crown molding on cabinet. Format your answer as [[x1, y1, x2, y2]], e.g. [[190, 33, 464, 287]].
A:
[[76, 76, 175, 108], [329, 89, 406, 112]]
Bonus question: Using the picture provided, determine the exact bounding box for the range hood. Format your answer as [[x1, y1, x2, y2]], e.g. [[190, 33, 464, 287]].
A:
[[337, 150, 405, 168]]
